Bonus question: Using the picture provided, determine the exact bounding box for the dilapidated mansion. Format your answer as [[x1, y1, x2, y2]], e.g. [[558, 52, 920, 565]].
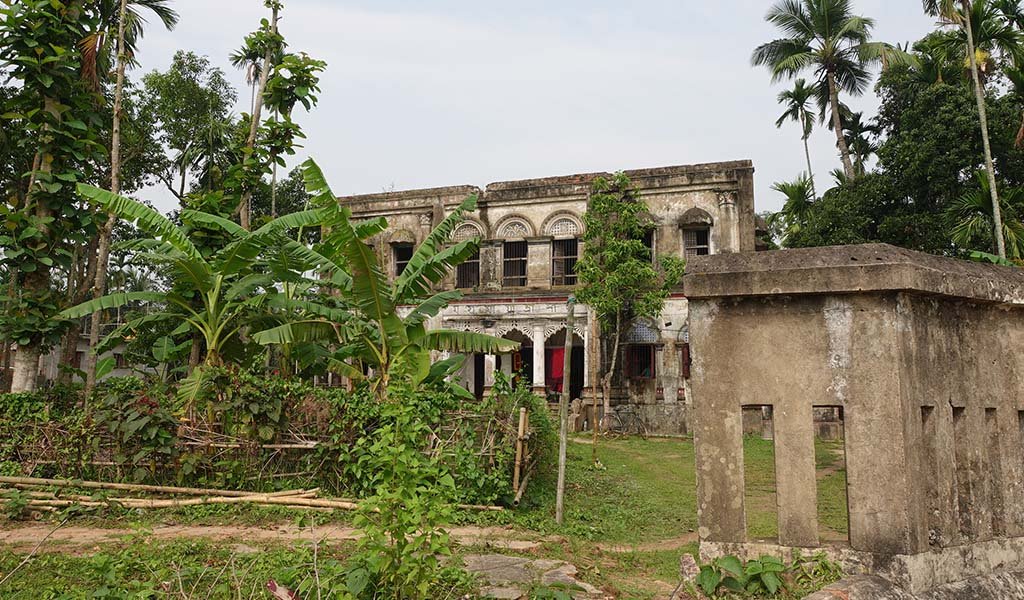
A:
[[345, 160, 758, 434]]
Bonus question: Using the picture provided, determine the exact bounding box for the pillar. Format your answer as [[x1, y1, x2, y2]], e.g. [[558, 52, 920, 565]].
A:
[[527, 237, 552, 288], [532, 324, 546, 395], [483, 327, 497, 392]]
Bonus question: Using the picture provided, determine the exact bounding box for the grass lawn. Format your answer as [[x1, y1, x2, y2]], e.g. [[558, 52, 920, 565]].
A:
[[0, 434, 849, 599]]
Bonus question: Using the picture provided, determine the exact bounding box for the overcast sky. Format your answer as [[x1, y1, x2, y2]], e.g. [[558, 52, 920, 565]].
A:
[[133, 1, 936, 215]]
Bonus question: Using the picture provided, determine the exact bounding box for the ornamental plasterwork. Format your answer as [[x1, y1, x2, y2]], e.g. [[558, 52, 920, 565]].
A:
[[498, 218, 532, 238], [547, 217, 581, 237], [453, 223, 483, 242], [544, 324, 587, 341]]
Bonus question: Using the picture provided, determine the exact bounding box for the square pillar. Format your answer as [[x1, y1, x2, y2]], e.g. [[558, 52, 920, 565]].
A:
[[532, 325, 546, 395], [527, 237, 551, 288], [480, 240, 502, 291]]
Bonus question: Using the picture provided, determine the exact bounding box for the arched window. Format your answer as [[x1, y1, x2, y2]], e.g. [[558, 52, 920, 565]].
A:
[[547, 217, 581, 286]]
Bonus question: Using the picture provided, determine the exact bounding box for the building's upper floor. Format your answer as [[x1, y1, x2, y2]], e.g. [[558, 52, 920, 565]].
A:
[[341, 160, 756, 295]]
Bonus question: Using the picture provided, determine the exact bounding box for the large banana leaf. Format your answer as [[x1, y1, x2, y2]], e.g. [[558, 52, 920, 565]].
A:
[[404, 290, 464, 327], [252, 320, 343, 345], [77, 184, 203, 261], [394, 195, 477, 302], [423, 330, 519, 354], [215, 208, 328, 276], [181, 209, 247, 238], [60, 292, 166, 319], [395, 239, 479, 302]]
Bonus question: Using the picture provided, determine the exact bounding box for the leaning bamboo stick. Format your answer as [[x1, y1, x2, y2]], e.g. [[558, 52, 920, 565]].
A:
[[512, 407, 528, 494], [23, 493, 502, 512], [0, 476, 297, 498]]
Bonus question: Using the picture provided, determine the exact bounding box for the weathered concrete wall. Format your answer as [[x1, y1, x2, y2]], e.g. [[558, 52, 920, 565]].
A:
[[685, 244, 1024, 596]]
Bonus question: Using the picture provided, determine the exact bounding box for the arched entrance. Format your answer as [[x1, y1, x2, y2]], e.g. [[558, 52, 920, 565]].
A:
[[545, 328, 584, 402], [496, 330, 533, 389]]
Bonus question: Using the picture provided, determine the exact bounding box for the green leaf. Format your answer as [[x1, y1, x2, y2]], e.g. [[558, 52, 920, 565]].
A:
[[422, 330, 519, 354], [716, 555, 744, 578], [60, 292, 165, 319], [763, 572, 782, 594], [696, 566, 720, 595], [95, 357, 115, 380]]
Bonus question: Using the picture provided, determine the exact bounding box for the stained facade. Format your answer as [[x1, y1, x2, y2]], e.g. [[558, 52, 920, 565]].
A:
[[344, 160, 757, 434]]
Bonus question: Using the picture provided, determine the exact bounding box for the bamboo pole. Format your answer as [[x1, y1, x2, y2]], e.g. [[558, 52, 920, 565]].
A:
[[0, 476, 298, 498], [512, 406, 527, 494], [555, 297, 576, 525]]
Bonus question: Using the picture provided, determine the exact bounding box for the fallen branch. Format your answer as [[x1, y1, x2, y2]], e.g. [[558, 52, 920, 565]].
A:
[[0, 517, 68, 589], [0, 476, 296, 498]]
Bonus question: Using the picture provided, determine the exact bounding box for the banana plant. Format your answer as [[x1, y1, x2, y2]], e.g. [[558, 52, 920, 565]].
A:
[[253, 158, 518, 401], [61, 183, 327, 409]]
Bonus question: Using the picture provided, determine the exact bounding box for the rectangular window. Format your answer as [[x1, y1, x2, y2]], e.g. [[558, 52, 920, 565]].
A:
[[551, 239, 578, 286], [642, 230, 655, 264], [680, 343, 691, 379], [625, 344, 656, 379], [393, 243, 414, 276], [72, 351, 84, 369], [503, 241, 528, 287], [456, 251, 480, 289], [115, 353, 128, 369], [683, 227, 710, 257]]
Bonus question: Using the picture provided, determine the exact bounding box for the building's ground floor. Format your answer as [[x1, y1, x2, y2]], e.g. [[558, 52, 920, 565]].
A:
[[435, 293, 692, 435]]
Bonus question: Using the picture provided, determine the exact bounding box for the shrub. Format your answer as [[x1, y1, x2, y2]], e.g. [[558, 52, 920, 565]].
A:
[[92, 377, 179, 483]]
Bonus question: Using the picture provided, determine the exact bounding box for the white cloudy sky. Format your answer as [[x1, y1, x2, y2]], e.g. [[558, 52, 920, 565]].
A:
[[133, 0, 936, 215]]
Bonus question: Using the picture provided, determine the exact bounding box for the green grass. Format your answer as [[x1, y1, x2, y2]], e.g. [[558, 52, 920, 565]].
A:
[[0, 434, 850, 598]]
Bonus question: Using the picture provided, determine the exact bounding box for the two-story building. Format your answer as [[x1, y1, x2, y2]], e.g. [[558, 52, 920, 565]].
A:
[[344, 160, 757, 434]]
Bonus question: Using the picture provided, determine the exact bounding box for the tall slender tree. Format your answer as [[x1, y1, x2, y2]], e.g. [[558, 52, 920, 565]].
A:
[[925, 0, 1008, 258], [752, 0, 882, 179], [86, 0, 178, 390], [775, 78, 818, 195]]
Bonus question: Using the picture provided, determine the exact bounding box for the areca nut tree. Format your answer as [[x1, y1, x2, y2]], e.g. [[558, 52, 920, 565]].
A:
[[86, 0, 178, 391], [252, 159, 518, 402], [752, 0, 882, 180], [61, 183, 328, 409], [775, 78, 818, 195], [768, 173, 816, 247], [925, 0, 1011, 259], [948, 170, 1024, 259]]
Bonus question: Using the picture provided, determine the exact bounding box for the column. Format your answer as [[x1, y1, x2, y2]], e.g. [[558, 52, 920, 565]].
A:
[[532, 324, 546, 395], [483, 327, 497, 393], [527, 236, 552, 288]]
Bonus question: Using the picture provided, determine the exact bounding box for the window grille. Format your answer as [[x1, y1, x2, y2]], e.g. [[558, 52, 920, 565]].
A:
[[551, 239, 578, 286], [683, 227, 710, 257], [625, 345, 656, 379], [503, 241, 528, 287], [457, 251, 480, 289], [549, 218, 580, 237], [393, 243, 414, 276]]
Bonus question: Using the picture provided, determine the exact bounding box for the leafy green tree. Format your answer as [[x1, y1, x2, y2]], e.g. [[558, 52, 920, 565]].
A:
[[575, 173, 684, 430], [142, 50, 238, 200], [752, 0, 884, 179], [253, 160, 517, 402], [775, 78, 818, 194], [0, 0, 106, 392]]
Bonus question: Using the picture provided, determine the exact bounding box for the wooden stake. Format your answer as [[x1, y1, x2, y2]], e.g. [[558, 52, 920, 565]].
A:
[[512, 406, 528, 493], [555, 297, 576, 525]]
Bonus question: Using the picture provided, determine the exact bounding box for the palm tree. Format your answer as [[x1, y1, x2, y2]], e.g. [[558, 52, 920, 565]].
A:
[[79, 0, 178, 87], [229, 44, 265, 115], [752, 0, 882, 179], [775, 79, 818, 195], [997, 0, 1024, 29], [85, 0, 177, 391], [767, 174, 816, 247], [925, 0, 1009, 259], [948, 171, 1024, 258], [842, 112, 879, 175]]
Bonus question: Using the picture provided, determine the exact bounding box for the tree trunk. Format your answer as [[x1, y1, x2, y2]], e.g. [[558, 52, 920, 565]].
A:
[[555, 299, 576, 525], [590, 317, 599, 463], [11, 345, 41, 393], [238, 5, 279, 231], [802, 131, 816, 197], [827, 71, 856, 179], [86, 0, 129, 392], [962, 1, 1006, 259], [599, 312, 622, 433], [57, 323, 80, 385]]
